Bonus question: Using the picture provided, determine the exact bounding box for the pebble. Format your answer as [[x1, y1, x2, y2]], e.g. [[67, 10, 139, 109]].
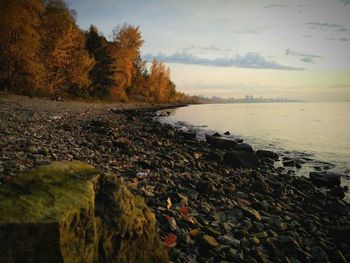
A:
[[202, 235, 219, 247]]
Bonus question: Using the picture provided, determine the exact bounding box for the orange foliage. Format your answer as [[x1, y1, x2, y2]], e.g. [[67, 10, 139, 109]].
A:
[[0, 0, 196, 103]]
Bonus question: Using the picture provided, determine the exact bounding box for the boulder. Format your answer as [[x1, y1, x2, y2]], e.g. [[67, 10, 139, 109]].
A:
[[309, 171, 341, 188], [223, 151, 259, 169], [234, 143, 254, 152], [206, 151, 222, 162], [0, 161, 168, 263], [283, 159, 297, 167], [180, 131, 196, 140], [205, 135, 239, 150], [255, 150, 279, 161]]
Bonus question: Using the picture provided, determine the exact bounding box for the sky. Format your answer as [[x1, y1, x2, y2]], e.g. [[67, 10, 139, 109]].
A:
[[67, 0, 350, 101]]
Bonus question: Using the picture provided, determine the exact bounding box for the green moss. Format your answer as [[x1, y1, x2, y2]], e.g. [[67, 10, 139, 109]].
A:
[[0, 161, 98, 224], [0, 161, 169, 263]]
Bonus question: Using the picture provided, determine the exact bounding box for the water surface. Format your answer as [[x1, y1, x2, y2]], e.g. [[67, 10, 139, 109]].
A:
[[160, 102, 350, 174]]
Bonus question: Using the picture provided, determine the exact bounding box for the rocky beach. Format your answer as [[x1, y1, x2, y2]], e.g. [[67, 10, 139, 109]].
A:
[[0, 95, 349, 263]]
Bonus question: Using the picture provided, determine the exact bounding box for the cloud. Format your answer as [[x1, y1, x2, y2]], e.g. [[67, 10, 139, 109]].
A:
[[306, 22, 343, 28], [326, 37, 350, 42], [142, 51, 303, 70], [285, 49, 321, 58], [231, 29, 259, 34], [231, 26, 275, 35], [263, 4, 287, 8], [300, 57, 315, 63], [305, 22, 348, 32], [340, 0, 350, 4], [183, 45, 232, 53], [339, 37, 350, 42]]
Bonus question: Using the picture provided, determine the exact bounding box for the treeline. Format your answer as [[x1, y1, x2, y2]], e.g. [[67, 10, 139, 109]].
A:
[[0, 0, 197, 103]]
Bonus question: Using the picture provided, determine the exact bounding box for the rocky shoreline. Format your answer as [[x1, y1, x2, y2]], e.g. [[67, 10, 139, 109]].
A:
[[0, 95, 349, 263]]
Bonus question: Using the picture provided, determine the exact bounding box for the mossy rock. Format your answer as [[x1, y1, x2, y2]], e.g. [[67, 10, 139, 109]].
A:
[[0, 161, 168, 263]]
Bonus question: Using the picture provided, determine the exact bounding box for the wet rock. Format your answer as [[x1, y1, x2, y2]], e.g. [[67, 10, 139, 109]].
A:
[[113, 140, 131, 154], [137, 160, 157, 170], [180, 131, 197, 140], [202, 235, 219, 247], [252, 232, 268, 239], [27, 145, 39, 154], [206, 151, 222, 162], [283, 159, 297, 167], [206, 135, 239, 150], [253, 177, 271, 194], [331, 227, 350, 243], [311, 246, 330, 263], [234, 143, 254, 152], [309, 171, 341, 188], [166, 129, 175, 137], [334, 250, 347, 263], [291, 177, 315, 192], [249, 249, 271, 263], [204, 225, 221, 236], [327, 186, 346, 199], [211, 132, 221, 137], [224, 131, 230, 135], [217, 235, 240, 247], [87, 119, 110, 134], [197, 180, 217, 195], [255, 150, 279, 161], [266, 218, 287, 231], [327, 199, 348, 215], [168, 217, 178, 231], [237, 205, 261, 221], [249, 237, 260, 246], [223, 151, 259, 169]]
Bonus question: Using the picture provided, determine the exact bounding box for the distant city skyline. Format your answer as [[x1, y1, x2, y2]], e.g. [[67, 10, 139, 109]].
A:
[[68, 0, 350, 101], [199, 94, 301, 103]]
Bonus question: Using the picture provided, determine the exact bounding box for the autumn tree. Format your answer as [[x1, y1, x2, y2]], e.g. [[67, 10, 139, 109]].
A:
[[40, 0, 93, 96], [108, 24, 144, 101], [125, 55, 150, 101], [148, 59, 176, 103], [0, 0, 45, 93], [0, 0, 188, 103], [85, 25, 115, 98]]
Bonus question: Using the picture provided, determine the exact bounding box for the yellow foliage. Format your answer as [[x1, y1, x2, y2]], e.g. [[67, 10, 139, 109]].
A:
[[108, 24, 143, 101], [0, 0, 45, 92]]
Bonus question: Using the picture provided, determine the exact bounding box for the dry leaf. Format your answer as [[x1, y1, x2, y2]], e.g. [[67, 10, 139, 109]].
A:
[[163, 233, 177, 248], [179, 206, 190, 217], [167, 197, 172, 209]]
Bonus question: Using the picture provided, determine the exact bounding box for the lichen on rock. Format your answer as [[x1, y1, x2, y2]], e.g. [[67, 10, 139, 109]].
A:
[[0, 161, 168, 263]]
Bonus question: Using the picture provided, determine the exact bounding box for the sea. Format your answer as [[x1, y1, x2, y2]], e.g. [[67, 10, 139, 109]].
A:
[[158, 102, 350, 200]]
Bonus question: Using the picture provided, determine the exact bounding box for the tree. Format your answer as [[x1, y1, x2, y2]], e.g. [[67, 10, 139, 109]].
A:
[[85, 25, 115, 98], [108, 24, 144, 101], [0, 0, 45, 93], [125, 55, 149, 101], [149, 59, 175, 103], [0, 1, 187, 103], [41, 0, 93, 96]]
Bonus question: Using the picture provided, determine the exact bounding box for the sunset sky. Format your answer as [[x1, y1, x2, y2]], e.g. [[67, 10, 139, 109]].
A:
[[67, 0, 350, 101]]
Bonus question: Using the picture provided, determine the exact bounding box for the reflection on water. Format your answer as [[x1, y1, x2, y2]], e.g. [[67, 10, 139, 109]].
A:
[[161, 102, 350, 173]]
